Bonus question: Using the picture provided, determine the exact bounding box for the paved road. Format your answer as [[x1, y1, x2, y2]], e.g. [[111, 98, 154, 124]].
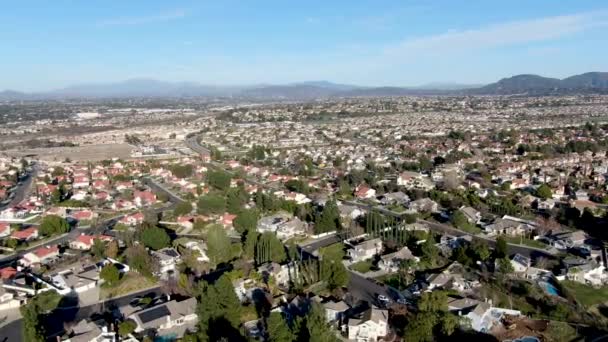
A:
[[0, 163, 39, 211], [420, 219, 557, 260]]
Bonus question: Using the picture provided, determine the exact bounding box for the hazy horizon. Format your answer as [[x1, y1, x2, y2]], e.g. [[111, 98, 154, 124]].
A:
[[1, 0, 608, 91]]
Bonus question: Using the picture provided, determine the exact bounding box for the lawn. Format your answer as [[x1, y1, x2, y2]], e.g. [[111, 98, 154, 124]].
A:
[[561, 281, 608, 307], [100, 272, 157, 299], [505, 236, 547, 249], [350, 260, 374, 274]]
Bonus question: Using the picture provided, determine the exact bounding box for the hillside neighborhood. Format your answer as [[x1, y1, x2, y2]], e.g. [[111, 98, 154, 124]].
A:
[[0, 94, 607, 342]]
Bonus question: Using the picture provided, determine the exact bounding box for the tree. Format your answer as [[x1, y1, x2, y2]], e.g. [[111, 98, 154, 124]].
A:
[[207, 225, 232, 265], [536, 183, 553, 200], [106, 240, 119, 259], [255, 232, 287, 265], [406, 291, 459, 342], [196, 276, 243, 341], [233, 209, 259, 234], [451, 210, 473, 230], [226, 187, 248, 214], [168, 164, 194, 179], [321, 258, 349, 291], [140, 226, 170, 250], [302, 303, 340, 342], [21, 291, 62, 342], [267, 312, 295, 342], [470, 239, 490, 261], [91, 238, 106, 259], [495, 235, 508, 258], [315, 199, 341, 234], [118, 320, 136, 337], [174, 201, 193, 217], [418, 291, 448, 312], [496, 257, 514, 274], [197, 195, 226, 215], [39, 215, 69, 237], [207, 170, 231, 191], [420, 236, 440, 267], [125, 244, 156, 277], [100, 264, 120, 286]]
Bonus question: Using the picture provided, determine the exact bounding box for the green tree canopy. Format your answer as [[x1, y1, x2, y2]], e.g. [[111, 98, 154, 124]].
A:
[[255, 232, 287, 265], [174, 201, 194, 217], [267, 312, 295, 342], [197, 195, 227, 215], [39, 215, 70, 236], [100, 263, 120, 286], [207, 170, 232, 191], [233, 209, 259, 234], [207, 224, 232, 265], [536, 183, 553, 200], [140, 226, 171, 250]]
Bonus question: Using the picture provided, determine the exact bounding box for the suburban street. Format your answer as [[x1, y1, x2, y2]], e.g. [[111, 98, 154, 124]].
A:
[[0, 162, 38, 212]]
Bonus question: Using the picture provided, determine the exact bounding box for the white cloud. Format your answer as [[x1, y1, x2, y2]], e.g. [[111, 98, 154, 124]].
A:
[[384, 10, 608, 57], [97, 9, 187, 27]]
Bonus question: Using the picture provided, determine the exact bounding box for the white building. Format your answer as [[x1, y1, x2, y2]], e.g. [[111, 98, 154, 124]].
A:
[[348, 307, 389, 342]]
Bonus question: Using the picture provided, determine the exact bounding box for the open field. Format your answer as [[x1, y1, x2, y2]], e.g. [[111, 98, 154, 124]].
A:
[[4, 143, 134, 162]]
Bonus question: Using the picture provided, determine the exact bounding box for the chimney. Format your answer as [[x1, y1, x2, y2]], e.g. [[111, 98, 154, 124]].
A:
[[602, 242, 608, 268]]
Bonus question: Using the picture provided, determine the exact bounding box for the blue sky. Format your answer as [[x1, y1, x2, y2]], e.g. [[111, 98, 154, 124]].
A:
[[1, 0, 608, 91]]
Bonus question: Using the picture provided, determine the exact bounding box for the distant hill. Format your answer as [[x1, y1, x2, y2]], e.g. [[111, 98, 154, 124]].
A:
[[471, 72, 608, 95], [1, 72, 608, 100], [561, 72, 608, 89]]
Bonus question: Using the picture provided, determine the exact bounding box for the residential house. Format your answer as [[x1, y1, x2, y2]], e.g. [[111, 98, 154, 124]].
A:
[[484, 217, 528, 236], [0, 223, 10, 238], [347, 307, 389, 342], [127, 298, 198, 334], [378, 246, 419, 273], [133, 191, 156, 207], [69, 234, 113, 250], [182, 240, 209, 262], [257, 213, 307, 240], [379, 192, 410, 205], [151, 248, 181, 278], [20, 245, 60, 267], [10, 227, 39, 241], [457, 301, 521, 333], [322, 300, 349, 323], [550, 230, 588, 250], [64, 318, 116, 342], [409, 198, 439, 213], [221, 213, 237, 229], [50, 265, 100, 294], [348, 238, 383, 262], [338, 204, 364, 220], [70, 210, 97, 222], [561, 259, 607, 286], [355, 185, 376, 199], [119, 212, 144, 226], [460, 206, 481, 225], [257, 262, 297, 288], [397, 171, 435, 190]]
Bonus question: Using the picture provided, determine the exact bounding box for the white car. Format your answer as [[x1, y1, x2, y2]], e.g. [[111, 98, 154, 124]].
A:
[[377, 294, 390, 302]]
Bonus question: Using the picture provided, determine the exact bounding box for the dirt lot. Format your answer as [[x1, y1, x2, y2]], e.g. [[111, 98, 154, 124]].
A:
[[4, 143, 134, 162]]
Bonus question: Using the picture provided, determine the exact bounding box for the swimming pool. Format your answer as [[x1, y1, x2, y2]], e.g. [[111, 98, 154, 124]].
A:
[[539, 281, 560, 296], [154, 333, 178, 342]]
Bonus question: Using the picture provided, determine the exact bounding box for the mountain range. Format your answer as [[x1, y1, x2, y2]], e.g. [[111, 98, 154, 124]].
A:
[[1, 72, 607, 100]]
